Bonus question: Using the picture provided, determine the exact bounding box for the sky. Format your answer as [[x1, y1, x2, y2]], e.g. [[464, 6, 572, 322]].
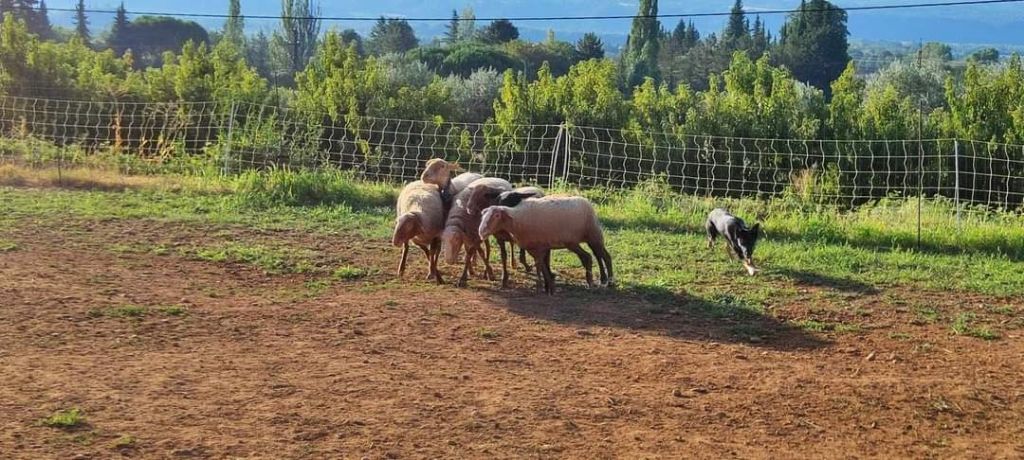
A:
[[43, 0, 1024, 48]]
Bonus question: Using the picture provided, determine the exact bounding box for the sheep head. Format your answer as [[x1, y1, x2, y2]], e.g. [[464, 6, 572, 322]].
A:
[[441, 226, 465, 265], [392, 212, 422, 247], [465, 185, 502, 215], [478, 206, 511, 241], [420, 158, 459, 189]]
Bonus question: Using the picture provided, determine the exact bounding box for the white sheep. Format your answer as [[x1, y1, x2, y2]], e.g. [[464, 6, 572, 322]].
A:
[[442, 177, 512, 287], [392, 180, 446, 284], [478, 195, 614, 295]]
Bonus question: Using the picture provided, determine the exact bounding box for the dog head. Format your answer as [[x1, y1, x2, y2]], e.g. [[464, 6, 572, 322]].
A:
[[737, 223, 761, 268]]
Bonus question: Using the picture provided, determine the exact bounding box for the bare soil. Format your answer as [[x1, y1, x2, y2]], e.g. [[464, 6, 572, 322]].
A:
[[1, 217, 1022, 459]]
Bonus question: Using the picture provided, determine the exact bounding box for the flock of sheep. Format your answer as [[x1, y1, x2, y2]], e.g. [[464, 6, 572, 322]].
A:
[[392, 158, 762, 295], [391, 158, 613, 295]]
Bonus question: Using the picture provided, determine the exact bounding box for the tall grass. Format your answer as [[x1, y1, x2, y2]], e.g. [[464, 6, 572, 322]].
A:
[[231, 166, 396, 209]]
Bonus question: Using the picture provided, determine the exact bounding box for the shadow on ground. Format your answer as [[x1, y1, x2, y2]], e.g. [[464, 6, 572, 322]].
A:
[[773, 268, 879, 295], [487, 281, 828, 352]]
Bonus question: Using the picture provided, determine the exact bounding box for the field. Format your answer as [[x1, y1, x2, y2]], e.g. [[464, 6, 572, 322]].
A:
[[1, 165, 1023, 458]]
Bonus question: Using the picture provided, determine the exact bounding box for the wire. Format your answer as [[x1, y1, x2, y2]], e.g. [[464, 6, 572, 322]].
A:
[[18, 0, 1024, 22]]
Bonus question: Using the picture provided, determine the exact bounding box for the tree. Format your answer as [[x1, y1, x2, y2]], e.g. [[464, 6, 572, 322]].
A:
[[107, 2, 129, 54], [74, 0, 89, 43], [457, 7, 476, 42], [270, 0, 321, 81], [246, 30, 272, 79], [828, 61, 864, 138], [440, 43, 518, 77], [479, 19, 518, 44], [723, 0, 749, 51], [113, 16, 210, 68], [751, 16, 768, 57], [919, 42, 952, 63], [444, 9, 459, 45], [968, 47, 1000, 64], [366, 17, 418, 55], [620, 0, 660, 89], [339, 28, 363, 56], [777, 0, 850, 96], [223, 0, 244, 48], [575, 32, 604, 61], [33, 0, 53, 40]]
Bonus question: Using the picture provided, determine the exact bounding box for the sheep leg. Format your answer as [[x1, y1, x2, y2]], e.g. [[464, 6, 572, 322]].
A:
[[541, 250, 556, 295], [398, 242, 410, 278], [479, 242, 496, 281], [590, 243, 615, 287], [519, 247, 532, 273], [566, 243, 594, 288], [508, 240, 518, 270], [457, 250, 472, 288], [429, 240, 444, 285], [498, 239, 510, 289], [415, 242, 432, 280], [527, 248, 547, 293]]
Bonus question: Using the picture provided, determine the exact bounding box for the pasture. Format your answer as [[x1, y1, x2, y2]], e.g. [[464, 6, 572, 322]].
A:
[[1, 165, 1022, 458]]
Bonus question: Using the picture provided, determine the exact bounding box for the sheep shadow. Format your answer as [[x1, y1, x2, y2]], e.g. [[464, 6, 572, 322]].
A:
[[488, 282, 828, 352], [773, 268, 879, 295]]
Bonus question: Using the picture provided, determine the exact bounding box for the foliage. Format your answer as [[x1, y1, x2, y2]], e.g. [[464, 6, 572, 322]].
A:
[[479, 19, 519, 45], [575, 33, 605, 61], [270, 0, 321, 83], [222, 0, 245, 49], [968, 47, 999, 64], [109, 15, 211, 68], [442, 68, 502, 122], [74, 0, 88, 43], [620, 0, 661, 89], [440, 43, 518, 77], [776, 0, 850, 96], [366, 17, 418, 56]]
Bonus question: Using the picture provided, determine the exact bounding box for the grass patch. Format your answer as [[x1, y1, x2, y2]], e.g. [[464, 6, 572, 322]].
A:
[[40, 408, 85, 428], [156, 305, 188, 316], [950, 313, 1000, 340], [332, 265, 368, 280], [190, 243, 316, 274], [913, 306, 941, 324], [0, 239, 16, 251], [477, 328, 499, 339], [303, 279, 332, 297], [795, 320, 861, 333], [889, 332, 914, 340], [88, 305, 147, 318], [111, 435, 136, 449], [5, 167, 1024, 301]]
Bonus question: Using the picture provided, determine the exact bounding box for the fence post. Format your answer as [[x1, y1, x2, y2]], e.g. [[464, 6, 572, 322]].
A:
[[549, 124, 563, 189], [954, 139, 961, 230], [222, 101, 237, 176], [562, 125, 571, 183]]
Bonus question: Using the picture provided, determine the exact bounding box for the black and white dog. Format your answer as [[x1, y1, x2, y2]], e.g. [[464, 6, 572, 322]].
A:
[[705, 208, 761, 276]]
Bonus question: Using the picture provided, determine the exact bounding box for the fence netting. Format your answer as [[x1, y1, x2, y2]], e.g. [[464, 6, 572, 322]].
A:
[[2, 96, 1023, 212]]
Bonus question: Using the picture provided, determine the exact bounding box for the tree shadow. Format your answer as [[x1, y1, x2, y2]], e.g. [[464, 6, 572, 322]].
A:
[[773, 268, 879, 295], [485, 282, 828, 352]]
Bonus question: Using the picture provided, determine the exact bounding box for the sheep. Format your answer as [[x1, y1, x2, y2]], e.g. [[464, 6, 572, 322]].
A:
[[392, 180, 446, 284], [463, 185, 546, 288], [478, 195, 614, 295], [442, 177, 512, 287]]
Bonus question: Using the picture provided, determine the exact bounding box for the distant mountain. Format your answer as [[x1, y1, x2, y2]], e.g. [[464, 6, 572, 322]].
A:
[[45, 0, 1024, 47]]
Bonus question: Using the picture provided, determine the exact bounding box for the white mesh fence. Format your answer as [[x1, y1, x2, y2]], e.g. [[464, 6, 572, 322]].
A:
[[2, 96, 1023, 212]]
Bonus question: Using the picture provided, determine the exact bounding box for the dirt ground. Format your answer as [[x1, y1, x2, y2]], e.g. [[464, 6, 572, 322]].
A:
[[1, 216, 1022, 459]]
